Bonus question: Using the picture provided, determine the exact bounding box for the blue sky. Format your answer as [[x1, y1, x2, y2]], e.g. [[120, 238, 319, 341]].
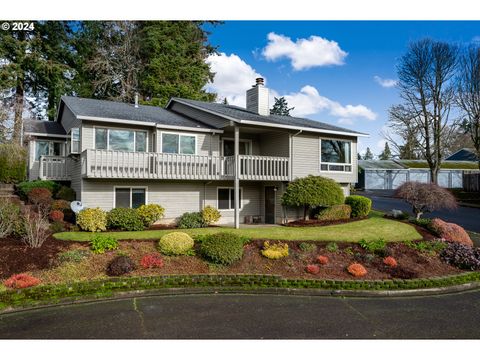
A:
[[202, 21, 480, 156]]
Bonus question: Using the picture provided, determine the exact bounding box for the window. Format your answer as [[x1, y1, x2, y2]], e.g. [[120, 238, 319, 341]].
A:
[[114, 187, 146, 209], [222, 139, 250, 156], [320, 139, 352, 172], [217, 188, 242, 210], [71, 128, 80, 154], [161, 133, 196, 154], [36, 141, 65, 160], [95, 128, 147, 152]]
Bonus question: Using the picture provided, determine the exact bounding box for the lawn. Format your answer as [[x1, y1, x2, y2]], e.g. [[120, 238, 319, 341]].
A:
[[54, 211, 422, 243]]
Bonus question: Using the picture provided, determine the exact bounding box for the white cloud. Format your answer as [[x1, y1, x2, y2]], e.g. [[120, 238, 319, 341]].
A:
[[262, 32, 348, 70], [205, 52, 263, 107], [374, 75, 398, 88]]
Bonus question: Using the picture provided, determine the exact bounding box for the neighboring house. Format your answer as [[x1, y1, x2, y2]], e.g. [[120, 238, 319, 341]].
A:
[[446, 148, 479, 162], [24, 78, 366, 227], [358, 159, 479, 190]]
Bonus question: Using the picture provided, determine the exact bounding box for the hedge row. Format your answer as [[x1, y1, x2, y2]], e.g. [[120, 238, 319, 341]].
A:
[[2, 272, 480, 310]]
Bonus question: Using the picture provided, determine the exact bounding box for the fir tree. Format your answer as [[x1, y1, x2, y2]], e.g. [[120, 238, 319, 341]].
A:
[[270, 97, 294, 116], [364, 147, 374, 160], [379, 142, 392, 160]]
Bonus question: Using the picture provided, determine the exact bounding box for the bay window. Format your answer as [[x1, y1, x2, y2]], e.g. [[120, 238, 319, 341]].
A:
[[114, 187, 146, 209], [217, 187, 242, 210], [161, 132, 196, 154], [320, 139, 352, 172], [95, 128, 147, 152]]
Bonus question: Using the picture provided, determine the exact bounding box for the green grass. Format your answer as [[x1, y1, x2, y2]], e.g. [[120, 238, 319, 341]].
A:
[[397, 160, 479, 170], [54, 211, 422, 243]]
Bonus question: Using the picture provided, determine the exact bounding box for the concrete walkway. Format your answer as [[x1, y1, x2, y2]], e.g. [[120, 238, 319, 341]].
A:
[[2, 290, 480, 339]]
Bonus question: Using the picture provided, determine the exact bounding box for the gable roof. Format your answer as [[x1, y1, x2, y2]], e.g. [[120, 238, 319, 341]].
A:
[[445, 148, 479, 162], [168, 98, 367, 137], [60, 96, 217, 130], [24, 120, 67, 137]]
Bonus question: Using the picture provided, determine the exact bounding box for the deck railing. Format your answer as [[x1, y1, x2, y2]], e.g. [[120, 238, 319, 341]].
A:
[[39, 156, 71, 180], [82, 149, 289, 181]]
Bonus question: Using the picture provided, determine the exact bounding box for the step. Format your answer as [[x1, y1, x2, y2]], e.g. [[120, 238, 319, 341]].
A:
[[0, 183, 15, 191]]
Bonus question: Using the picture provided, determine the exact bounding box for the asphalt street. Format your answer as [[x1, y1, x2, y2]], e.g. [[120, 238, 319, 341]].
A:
[[2, 291, 480, 339]]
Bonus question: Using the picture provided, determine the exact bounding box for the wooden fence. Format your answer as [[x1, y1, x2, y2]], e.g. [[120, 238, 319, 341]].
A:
[[463, 172, 480, 192]]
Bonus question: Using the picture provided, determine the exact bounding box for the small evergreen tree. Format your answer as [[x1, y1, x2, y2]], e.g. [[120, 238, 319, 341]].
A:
[[270, 97, 294, 116], [357, 153, 362, 160], [379, 142, 392, 160], [363, 147, 374, 160]]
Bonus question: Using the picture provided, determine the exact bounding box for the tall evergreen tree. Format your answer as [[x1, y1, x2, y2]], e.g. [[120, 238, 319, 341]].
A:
[[363, 147, 374, 160], [379, 142, 392, 160], [270, 96, 294, 116]]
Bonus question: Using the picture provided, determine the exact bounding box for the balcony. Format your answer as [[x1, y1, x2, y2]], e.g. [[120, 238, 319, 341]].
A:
[[39, 156, 71, 181], [81, 149, 290, 181]]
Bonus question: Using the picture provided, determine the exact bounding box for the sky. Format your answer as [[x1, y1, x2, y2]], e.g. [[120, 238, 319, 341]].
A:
[[202, 21, 480, 156]]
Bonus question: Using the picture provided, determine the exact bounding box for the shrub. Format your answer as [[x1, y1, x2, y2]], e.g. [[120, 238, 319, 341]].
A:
[[440, 242, 480, 270], [281, 175, 345, 220], [359, 238, 386, 254], [27, 187, 53, 211], [347, 263, 368, 277], [57, 249, 90, 263], [0, 143, 27, 184], [200, 232, 244, 265], [383, 256, 398, 267], [3, 273, 40, 289], [158, 232, 194, 256], [316, 204, 352, 221], [403, 239, 447, 254], [201, 205, 221, 225], [177, 211, 207, 229], [394, 181, 457, 219], [49, 210, 64, 222], [345, 195, 372, 218], [317, 255, 329, 265], [21, 208, 50, 248], [429, 218, 473, 247], [137, 204, 165, 227], [90, 234, 119, 254], [56, 186, 76, 201], [140, 254, 164, 269], [306, 264, 320, 274], [410, 218, 432, 228], [50, 221, 66, 233], [77, 208, 107, 232], [51, 199, 71, 211], [261, 241, 289, 259], [106, 255, 136, 276], [107, 208, 144, 231], [326, 242, 339, 253], [0, 200, 21, 238], [298, 242, 316, 252], [17, 180, 59, 198]]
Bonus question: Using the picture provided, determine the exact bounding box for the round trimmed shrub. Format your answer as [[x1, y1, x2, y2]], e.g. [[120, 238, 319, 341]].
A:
[[56, 186, 76, 201], [49, 210, 64, 222], [77, 208, 107, 232], [158, 232, 194, 256], [201, 205, 221, 225], [347, 263, 367, 277], [90, 233, 119, 254], [27, 187, 53, 208], [137, 204, 165, 227], [140, 254, 164, 269], [317, 255, 329, 265], [261, 241, 289, 259], [429, 218, 473, 247], [383, 256, 398, 268], [177, 211, 207, 229], [3, 273, 40, 289], [306, 264, 320, 274], [16, 180, 60, 198], [199, 232, 244, 265], [345, 195, 372, 218], [316, 204, 352, 221], [107, 208, 144, 231], [106, 255, 136, 276], [51, 199, 71, 211]]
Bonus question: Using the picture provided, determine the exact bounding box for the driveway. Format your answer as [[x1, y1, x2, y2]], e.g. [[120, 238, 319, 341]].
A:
[[358, 191, 480, 233], [2, 291, 480, 339]]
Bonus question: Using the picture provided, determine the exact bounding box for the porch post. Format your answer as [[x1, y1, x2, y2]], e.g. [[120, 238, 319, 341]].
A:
[[234, 125, 240, 229]]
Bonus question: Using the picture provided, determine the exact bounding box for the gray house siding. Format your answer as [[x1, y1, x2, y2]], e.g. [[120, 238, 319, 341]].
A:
[[60, 104, 81, 134], [259, 131, 290, 157]]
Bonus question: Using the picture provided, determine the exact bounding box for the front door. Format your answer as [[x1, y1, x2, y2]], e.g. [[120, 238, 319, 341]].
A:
[[265, 186, 276, 224]]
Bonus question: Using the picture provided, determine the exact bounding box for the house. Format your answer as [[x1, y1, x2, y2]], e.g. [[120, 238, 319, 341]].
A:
[[358, 159, 479, 190], [445, 148, 479, 162], [24, 78, 366, 227]]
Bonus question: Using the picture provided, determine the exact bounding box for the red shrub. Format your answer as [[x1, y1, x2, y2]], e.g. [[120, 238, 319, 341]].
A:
[[3, 273, 41, 289], [317, 255, 329, 265], [51, 199, 71, 211], [430, 218, 473, 247], [49, 210, 64, 222], [383, 256, 398, 267], [306, 264, 320, 274], [28, 188, 53, 208], [347, 263, 367, 277], [140, 254, 164, 269]]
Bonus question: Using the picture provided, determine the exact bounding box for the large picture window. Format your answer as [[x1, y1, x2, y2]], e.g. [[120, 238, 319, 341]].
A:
[[95, 128, 147, 152], [320, 139, 352, 172], [36, 141, 64, 160], [114, 187, 146, 209], [161, 133, 196, 154], [217, 188, 242, 210]]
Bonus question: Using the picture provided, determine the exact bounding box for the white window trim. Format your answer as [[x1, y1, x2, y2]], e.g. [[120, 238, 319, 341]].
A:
[[220, 137, 253, 156], [319, 137, 353, 173], [70, 127, 81, 154], [35, 140, 66, 160], [94, 125, 149, 153], [159, 131, 197, 155], [113, 186, 148, 208], [216, 186, 243, 211]]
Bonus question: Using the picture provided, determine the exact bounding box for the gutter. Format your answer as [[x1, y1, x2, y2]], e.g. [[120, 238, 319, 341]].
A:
[[24, 132, 69, 139]]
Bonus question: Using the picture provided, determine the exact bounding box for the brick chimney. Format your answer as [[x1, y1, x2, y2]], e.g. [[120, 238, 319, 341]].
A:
[[246, 77, 269, 116]]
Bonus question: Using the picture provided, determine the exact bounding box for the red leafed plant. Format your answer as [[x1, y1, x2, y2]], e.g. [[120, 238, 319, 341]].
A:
[[49, 210, 64, 222], [140, 254, 164, 269], [317, 255, 329, 265], [347, 263, 367, 277], [306, 264, 320, 274], [28, 188, 53, 208], [429, 218, 473, 247], [383, 256, 398, 267], [3, 273, 41, 289]]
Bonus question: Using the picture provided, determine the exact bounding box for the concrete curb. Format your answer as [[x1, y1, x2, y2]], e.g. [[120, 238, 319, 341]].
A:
[[2, 281, 480, 315]]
